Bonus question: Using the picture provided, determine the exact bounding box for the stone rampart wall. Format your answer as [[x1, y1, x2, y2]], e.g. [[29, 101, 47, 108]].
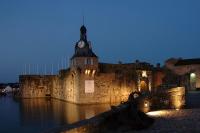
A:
[[76, 73, 134, 104], [51, 70, 78, 103], [19, 75, 55, 98]]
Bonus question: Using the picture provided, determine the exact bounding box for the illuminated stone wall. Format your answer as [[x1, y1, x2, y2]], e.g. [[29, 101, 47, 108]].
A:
[[150, 87, 185, 110], [75, 73, 135, 104], [51, 70, 79, 103], [52, 65, 136, 104], [168, 87, 185, 109], [19, 69, 135, 104], [19, 61, 158, 104], [19, 75, 54, 98]]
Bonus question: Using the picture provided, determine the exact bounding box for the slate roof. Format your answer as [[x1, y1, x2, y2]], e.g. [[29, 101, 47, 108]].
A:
[[175, 58, 200, 66]]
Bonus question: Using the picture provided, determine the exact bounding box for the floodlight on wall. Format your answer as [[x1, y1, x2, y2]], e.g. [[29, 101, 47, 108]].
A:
[[85, 70, 88, 75], [88, 70, 91, 75], [92, 70, 96, 76]]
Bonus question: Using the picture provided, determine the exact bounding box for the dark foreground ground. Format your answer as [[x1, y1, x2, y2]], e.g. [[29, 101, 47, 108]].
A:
[[132, 91, 200, 133]]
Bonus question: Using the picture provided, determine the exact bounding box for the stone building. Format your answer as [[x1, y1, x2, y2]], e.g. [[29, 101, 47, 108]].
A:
[[165, 58, 200, 91], [19, 25, 163, 104]]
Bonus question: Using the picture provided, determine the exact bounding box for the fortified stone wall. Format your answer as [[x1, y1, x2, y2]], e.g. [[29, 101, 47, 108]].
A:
[[51, 65, 136, 104], [19, 75, 55, 98], [19, 62, 156, 104], [51, 70, 79, 103], [76, 73, 135, 104], [19, 69, 135, 104]]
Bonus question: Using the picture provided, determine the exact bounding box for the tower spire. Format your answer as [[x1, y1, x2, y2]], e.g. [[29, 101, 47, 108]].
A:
[[83, 15, 84, 25], [82, 9, 85, 25], [80, 25, 87, 41]]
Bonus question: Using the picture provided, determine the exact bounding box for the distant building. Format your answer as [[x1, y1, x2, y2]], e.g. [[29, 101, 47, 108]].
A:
[[165, 58, 200, 91], [0, 84, 6, 93], [4, 86, 13, 93], [19, 25, 169, 104], [0, 83, 19, 93]]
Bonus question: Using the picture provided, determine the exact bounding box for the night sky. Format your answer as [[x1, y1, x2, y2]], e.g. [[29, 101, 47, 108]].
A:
[[0, 0, 200, 82]]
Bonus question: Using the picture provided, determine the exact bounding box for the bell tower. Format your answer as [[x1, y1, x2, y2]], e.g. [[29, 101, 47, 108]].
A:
[[71, 25, 98, 76]]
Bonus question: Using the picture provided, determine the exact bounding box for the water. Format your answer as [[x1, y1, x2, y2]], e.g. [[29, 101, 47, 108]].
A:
[[0, 95, 111, 133]]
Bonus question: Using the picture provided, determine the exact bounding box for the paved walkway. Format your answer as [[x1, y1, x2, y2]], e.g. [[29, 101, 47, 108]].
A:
[[132, 91, 200, 133], [186, 91, 200, 108], [132, 109, 200, 133]]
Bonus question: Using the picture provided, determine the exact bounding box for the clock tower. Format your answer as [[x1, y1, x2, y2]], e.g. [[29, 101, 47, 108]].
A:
[[71, 25, 98, 75]]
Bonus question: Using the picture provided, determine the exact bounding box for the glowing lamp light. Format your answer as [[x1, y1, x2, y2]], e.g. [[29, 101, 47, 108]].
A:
[[147, 110, 169, 117], [92, 70, 96, 76], [88, 70, 91, 75], [190, 73, 196, 78], [85, 70, 88, 75], [144, 102, 148, 108], [146, 111, 163, 117]]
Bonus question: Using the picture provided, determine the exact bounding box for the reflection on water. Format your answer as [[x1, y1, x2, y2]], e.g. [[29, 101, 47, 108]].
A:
[[20, 98, 110, 124], [0, 96, 110, 133]]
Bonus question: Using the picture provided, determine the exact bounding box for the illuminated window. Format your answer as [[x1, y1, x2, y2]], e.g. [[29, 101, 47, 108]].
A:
[[142, 71, 147, 77]]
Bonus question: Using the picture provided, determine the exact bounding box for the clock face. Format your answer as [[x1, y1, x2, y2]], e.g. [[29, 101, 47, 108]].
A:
[[78, 41, 85, 48]]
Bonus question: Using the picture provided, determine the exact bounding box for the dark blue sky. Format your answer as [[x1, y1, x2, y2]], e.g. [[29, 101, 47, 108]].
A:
[[0, 0, 200, 82]]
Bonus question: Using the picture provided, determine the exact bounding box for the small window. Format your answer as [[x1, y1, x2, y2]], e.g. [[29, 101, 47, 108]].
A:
[[91, 59, 93, 65], [87, 58, 91, 65], [85, 58, 87, 65]]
